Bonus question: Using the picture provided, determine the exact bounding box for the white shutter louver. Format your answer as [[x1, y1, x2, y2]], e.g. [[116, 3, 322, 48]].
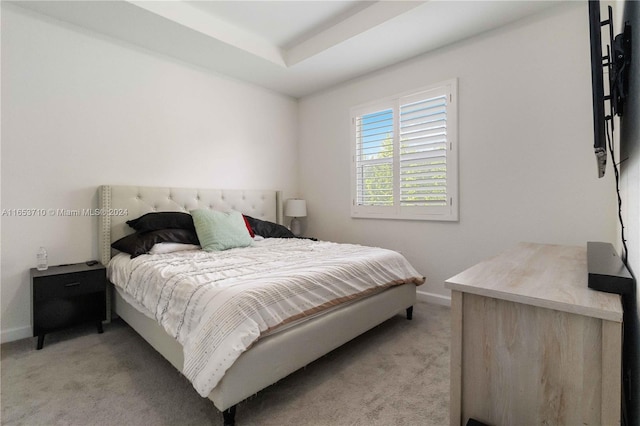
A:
[[399, 90, 448, 207]]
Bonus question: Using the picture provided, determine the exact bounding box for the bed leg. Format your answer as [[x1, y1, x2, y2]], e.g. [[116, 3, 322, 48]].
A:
[[406, 306, 413, 320], [222, 405, 236, 426]]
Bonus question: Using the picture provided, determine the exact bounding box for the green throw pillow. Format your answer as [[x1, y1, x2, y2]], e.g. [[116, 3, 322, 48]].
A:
[[190, 209, 252, 252]]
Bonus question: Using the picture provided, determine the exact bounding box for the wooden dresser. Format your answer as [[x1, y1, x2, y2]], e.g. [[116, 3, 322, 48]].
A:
[[445, 243, 623, 426]]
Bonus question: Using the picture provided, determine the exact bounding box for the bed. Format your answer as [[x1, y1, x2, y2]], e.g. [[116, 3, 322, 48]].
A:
[[98, 185, 423, 425]]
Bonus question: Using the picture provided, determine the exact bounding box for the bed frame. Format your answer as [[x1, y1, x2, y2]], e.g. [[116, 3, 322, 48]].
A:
[[98, 185, 416, 425]]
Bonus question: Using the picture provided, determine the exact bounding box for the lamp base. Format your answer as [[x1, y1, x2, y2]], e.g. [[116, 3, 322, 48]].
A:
[[290, 217, 302, 237]]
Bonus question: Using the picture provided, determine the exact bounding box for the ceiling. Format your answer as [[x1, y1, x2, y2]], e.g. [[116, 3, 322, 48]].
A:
[[11, 1, 563, 98]]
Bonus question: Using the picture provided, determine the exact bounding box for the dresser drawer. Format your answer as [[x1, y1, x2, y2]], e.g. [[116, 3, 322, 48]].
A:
[[33, 269, 105, 301]]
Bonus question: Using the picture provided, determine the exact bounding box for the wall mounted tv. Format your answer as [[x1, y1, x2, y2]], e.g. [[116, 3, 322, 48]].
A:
[[588, 0, 631, 178]]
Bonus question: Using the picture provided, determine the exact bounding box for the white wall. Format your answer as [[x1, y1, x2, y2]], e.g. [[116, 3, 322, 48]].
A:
[[298, 2, 617, 303], [0, 4, 299, 342]]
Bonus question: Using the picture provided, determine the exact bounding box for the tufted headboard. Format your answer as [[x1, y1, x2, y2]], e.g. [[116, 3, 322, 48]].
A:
[[98, 185, 283, 267]]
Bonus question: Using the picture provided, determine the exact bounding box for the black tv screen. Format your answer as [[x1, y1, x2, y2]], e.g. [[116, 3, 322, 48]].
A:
[[588, 0, 607, 178]]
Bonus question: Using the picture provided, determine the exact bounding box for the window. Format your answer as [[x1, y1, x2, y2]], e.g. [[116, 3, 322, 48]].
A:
[[351, 79, 458, 221]]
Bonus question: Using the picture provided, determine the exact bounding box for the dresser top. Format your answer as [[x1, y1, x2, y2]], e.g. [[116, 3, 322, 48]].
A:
[[445, 242, 623, 322]]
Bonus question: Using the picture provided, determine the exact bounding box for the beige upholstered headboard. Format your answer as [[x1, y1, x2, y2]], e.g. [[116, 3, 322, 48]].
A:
[[98, 185, 283, 267]]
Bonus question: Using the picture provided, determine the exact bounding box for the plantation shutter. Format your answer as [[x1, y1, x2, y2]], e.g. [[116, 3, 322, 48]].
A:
[[350, 79, 457, 221], [399, 87, 449, 207], [354, 107, 394, 206]]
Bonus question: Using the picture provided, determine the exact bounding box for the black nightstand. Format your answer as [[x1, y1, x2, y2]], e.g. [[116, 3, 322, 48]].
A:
[[30, 262, 106, 350]]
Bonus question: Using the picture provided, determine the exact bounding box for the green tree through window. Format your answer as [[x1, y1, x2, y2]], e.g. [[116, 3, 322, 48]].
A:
[[362, 135, 393, 206]]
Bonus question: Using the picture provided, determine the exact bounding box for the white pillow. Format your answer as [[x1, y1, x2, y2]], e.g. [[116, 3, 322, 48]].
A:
[[149, 242, 201, 254]]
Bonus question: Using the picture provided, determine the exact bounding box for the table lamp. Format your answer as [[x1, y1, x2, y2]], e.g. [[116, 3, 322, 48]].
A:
[[285, 199, 307, 237]]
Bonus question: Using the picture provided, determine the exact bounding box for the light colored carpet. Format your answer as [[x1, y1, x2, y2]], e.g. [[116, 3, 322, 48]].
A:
[[1, 302, 450, 426]]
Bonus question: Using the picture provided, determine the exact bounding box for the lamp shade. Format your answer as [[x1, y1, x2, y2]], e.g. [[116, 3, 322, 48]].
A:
[[285, 199, 307, 217]]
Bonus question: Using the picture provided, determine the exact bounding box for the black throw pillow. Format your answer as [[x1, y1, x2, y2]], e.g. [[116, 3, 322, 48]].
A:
[[112, 228, 200, 258], [126, 212, 195, 233], [243, 215, 296, 239]]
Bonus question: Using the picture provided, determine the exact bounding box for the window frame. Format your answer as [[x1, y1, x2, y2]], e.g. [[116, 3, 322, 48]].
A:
[[350, 79, 458, 221]]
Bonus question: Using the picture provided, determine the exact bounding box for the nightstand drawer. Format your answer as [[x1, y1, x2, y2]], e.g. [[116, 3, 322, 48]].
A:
[[33, 269, 105, 301]]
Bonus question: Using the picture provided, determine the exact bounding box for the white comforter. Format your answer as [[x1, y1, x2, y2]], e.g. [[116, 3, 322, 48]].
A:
[[108, 238, 424, 397]]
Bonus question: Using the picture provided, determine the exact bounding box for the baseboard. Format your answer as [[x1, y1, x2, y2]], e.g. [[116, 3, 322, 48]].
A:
[[416, 290, 451, 307], [1, 325, 32, 344]]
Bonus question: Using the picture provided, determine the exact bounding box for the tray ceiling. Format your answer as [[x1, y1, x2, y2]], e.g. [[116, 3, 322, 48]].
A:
[[11, 1, 563, 98]]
